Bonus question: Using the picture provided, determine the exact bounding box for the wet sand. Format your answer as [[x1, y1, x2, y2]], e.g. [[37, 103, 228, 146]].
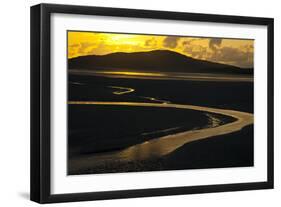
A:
[[68, 101, 253, 174]]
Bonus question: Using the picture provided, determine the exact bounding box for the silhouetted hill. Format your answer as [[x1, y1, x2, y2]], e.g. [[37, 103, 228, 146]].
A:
[[68, 50, 253, 75]]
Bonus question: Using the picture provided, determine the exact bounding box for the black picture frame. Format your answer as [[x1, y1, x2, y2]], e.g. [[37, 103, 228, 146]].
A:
[[30, 3, 274, 204]]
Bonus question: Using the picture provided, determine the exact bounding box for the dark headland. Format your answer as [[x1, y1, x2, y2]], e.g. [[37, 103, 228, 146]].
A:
[[68, 50, 253, 75]]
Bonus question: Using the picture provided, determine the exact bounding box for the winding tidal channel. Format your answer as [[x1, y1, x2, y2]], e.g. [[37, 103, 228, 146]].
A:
[[68, 100, 253, 171]]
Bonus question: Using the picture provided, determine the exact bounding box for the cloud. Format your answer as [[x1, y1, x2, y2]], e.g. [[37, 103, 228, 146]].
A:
[[183, 45, 207, 59], [78, 42, 95, 52], [181, 38, 198, 47], [182, 39, 208, 59], [209, 38, 222, 50], [163, 36, 180, 48], [144, 38, 157, 47], [181, 38, 253, 68], [209, 46, 253, 68], [69, 43, 80, 48], [86, 42, 108, 55]]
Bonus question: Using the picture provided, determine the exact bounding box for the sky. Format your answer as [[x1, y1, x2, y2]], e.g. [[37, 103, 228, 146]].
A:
[[68, 31, 254, 68]]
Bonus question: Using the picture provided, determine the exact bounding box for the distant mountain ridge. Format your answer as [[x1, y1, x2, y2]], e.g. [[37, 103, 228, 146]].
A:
[[68, 50, 253, 75]]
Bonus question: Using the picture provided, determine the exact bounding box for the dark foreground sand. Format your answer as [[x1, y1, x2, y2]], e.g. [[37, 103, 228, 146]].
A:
[[69, 125, 253, 174]]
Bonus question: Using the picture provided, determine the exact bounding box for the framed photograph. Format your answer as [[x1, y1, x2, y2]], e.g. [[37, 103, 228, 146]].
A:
[[30, 3, 274, 203]]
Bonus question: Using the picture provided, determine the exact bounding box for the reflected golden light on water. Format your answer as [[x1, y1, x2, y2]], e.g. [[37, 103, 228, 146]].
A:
[[69, 69, 253, 82], [68, 101, 253, 170], [108, 86, 135, 95], [96, 71, 166, 77]]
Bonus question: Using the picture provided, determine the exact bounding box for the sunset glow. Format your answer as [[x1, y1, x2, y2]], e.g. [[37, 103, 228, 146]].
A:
[[68, 31, 254, 68]]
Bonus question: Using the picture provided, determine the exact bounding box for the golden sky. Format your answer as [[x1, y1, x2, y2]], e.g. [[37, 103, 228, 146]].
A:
[[68, 31, 254, 68]]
